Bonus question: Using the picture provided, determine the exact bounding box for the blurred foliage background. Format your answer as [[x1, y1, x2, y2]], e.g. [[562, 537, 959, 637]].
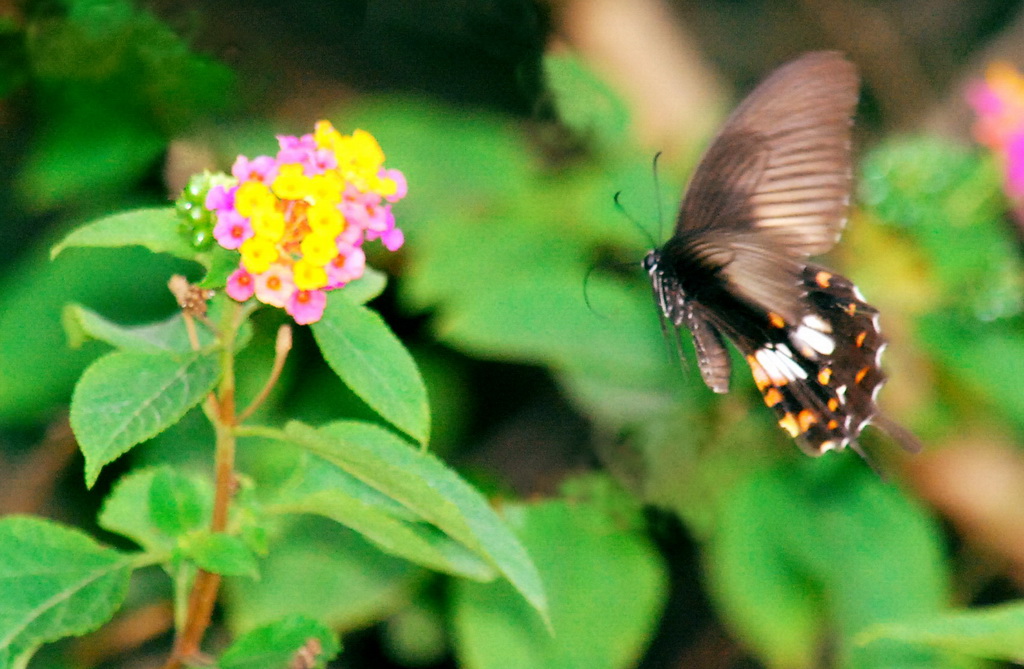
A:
[[2, 0, 1024, 667]]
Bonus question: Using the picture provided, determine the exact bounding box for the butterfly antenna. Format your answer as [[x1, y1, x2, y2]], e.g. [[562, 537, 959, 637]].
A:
[[652, 151, 665, 242], [614, 191, 657, 249], [583, 263, 604, 318]]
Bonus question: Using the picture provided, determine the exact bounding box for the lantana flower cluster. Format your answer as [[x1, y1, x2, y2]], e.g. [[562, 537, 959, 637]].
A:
[[967, 62, 1024, 199], [204, 121, 407, 324]]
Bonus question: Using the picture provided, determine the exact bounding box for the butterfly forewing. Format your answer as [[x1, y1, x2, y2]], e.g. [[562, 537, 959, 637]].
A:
[[646, 51, 919, 457], [678, 51, 858, 256]]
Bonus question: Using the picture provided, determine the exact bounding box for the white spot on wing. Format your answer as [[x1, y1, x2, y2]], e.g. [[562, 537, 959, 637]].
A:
[[802, 314, 832, 333], [755, 345, 808, 384], [791, 324, 835, 356]]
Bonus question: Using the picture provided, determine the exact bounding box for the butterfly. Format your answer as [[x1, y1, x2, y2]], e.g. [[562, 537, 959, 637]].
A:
[[644, 51, 920, 459]]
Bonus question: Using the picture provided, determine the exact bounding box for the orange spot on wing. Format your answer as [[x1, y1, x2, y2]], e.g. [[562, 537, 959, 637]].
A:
[[845, 303, 858, 316], [747, 356, 771, 390], [855, 366, 871, 384], [815, 271, 833, 288], [817, 368, 832, 385], [855, 331, 867, 347], [827, 398, 839, 411], [768, 312, 785, 328], [797, 409, 818, 431], [763, 387, 783, 407], [827, 419, 840, 430]]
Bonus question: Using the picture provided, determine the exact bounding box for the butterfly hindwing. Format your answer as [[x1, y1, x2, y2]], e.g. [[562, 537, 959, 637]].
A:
[[742, 265, 899, 455]]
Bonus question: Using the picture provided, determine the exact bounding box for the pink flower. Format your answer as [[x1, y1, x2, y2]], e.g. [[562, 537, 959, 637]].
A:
[[326, 247, 366, 288], [381, 168, 408, 202], [276, 132, 318, 168], [381, 226, 404, 251], [286, 289, 327, 325], [213, 210, 253, 249], [232, 155, 278, 184], [1007, 132, 1024, 197], [254, 264, 296, 308], [205, 184, 236, 213], [226, 268, 255, 301]]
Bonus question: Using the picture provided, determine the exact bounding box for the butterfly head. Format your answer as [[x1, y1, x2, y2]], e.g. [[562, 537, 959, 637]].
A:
[[643, 249, 689, 328], [642, 249, 660, 274]]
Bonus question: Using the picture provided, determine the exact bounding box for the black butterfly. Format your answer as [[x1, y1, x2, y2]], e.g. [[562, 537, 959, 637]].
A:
[[645, 51, 920, 459]]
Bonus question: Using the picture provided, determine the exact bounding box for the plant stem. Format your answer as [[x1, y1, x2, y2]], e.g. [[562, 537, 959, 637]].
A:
[[163, 303, 242, 669]]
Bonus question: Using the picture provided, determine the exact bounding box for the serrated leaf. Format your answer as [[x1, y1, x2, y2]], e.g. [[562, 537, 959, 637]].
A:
[[859, 601, 1024, 663], [0, 516, 133, 667], [219, 614, 340, 669], [184, 532, 258, 578], [149, 468, 205, 537], [98, 467, 212, 552], [451, 489, 667, 669], [71, 350, 221, 487], [282, 421, 547, 621], [310, 293, 429, 444], [50, 207, 195, 261], [63, 303, 216, 354]]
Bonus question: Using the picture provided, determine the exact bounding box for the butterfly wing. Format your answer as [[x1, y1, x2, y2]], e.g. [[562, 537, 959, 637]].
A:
[[736, 265, 920, 455], [653, 52, 917, 455], [674, 51, 859, 324]]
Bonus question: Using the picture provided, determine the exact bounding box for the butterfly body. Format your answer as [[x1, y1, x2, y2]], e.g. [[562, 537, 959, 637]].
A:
[[646, 51, 919, 457]]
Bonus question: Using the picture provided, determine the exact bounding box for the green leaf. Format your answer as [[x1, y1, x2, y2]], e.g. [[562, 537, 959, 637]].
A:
[[219, 614, 340, 669], [223, 517, 421, 634], [341, 266, 388, 305], [183, 532, 258, 578], [149, 468, 205, 537], [270, 487, 495, 581], [0, 516, 133, 667], [859, 601, 1024, 663], [70, 350, 221, 487], [282, 421, 548, 621], [269, 441, 493, 578], [50, 207, 194, 261], [706, 461, 954, 669], [0, 246, 195, 426], [98, 467, 212, 552], [63, 303, 216, 354], [917, 313, 1024, 431], [544, 52, 631, 154], [310, 293, 429, 444], [451, 482, 667, 669]]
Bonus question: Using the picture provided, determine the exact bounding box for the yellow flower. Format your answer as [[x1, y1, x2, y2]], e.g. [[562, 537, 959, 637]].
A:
[[300, 232, 340, 266], [314, 120, 343, 152], [240, 237, 279, 274], [308, 172, 344, 205], [272, 163, 312, 200], [234, 181, 276, 218], [294, 259, 328, 290], [250, 208, 286, 242], [306, 202, 343, 237]]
